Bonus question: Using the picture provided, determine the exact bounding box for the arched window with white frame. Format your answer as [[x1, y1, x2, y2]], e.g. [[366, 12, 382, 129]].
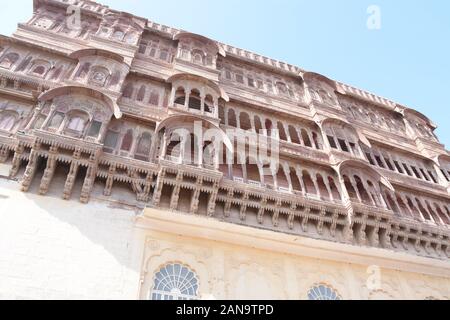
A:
[[150, 263, 199, 301], [307, 284, 341, 300]]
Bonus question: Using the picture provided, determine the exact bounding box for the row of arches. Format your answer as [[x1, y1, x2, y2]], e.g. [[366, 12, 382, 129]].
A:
[[384, 191, 450, 226], [343, 102, 406, 135], [34, 108, 104, 140], [0, 51, 66, 82], [103, 121, 154, 162], [219, 64, 301, 101], [222, 159, 342, 202], [122, 82, 162, 107], [171, 86, 218, 116], [222, 107, 323, 150], [138, 35, 175, 63], [343, 174, 386, 208], [363, 145, 439, 184]]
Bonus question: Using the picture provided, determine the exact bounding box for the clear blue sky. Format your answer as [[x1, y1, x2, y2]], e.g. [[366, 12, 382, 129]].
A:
[[1, 0, 449, 148]]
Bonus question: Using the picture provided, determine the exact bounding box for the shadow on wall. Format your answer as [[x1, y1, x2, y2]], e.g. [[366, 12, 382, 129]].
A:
[[0, 167, 146, 299]]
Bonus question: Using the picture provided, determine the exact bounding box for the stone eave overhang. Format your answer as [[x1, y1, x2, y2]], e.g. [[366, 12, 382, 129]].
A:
[[1, 33, 75, 61]]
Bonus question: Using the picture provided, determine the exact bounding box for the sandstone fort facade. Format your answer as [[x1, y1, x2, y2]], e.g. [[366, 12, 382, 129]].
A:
[[0, 0, 449, 300]]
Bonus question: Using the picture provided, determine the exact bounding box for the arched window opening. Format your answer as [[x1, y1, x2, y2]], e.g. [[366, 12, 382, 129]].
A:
[[385, 193, 399, 214], [265, 119, 273, 136], [254, 116, 263, 134], [135, 132, 152, 162], [277, 122, 287, 141], [0, 53, 20, 69], [317, 174, 330, 200], [188, 90, 202, 111], [112, 29, 124, 41], [312, 132, 321, 149], [302, 170, 316, 195], [75, 62, 91, 79], [344, 175, 357, 201], [150, 263, 199, 301], [49, 112, 64, 129], [137, 85, 146, 102], [396, 195, 410, 217], [67, 117, 85, 132], [204, 95, 214, 113], [328, 177, 341, 200], [123, 83, 134, 99], [50, 66, 63, 80], [435, 205, 450, 225], [276, 82, 288, 96], [301, 129, 312, 147], [246, 158, 261, 184], [228, 109, 237, 128], [87, 121, 102, 138], [192, 50, 204, 65], [426, 202, 441, 224], [109, 71, 121, 87], [16, 56, 32, 72], [406, 197, 421, 220], [121, 129, 134, 152], [240, 112, 252, 131], [416, 198, 432, 221], [354, 176, 371, 205], [149, 91, 160, 106], [290, 168, 302, 192], [277, 167, 290, 190], [289, 126, 300, 144], [167, 136, 182, 160], [174, 87, 186, 105], [32, 65, 46, 76]]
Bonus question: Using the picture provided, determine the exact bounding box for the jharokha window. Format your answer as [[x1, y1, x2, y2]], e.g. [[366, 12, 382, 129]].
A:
[[0, 52, 20, 69], [150, 263, 199, 300]]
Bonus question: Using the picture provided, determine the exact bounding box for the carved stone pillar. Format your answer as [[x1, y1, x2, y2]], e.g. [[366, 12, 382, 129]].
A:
[[21, 142, 41, 192], [190, 177, 203, 215], [239, 192, 249, 221], [39, 146, 58, 195], [223, 189, 233, 218], [138, 173, 154, 203], [63, 161, 79, 200], [152, 168, 166, 207], [207, 181, 219, 217], [9, 143, 25, 178], [272, 200, 281, 227], [80, 153, 98, 204], [169, 172, 183, 211], [102, 165, 115, 197]]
